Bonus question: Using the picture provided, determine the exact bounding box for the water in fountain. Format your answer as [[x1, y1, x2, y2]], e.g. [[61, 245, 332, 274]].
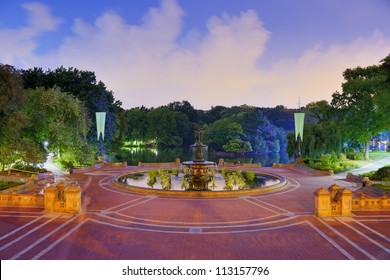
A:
[[116, 127, 283, 193]]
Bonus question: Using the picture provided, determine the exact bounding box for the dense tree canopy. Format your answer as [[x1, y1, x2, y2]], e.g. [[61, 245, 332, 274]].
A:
[[20, 67, 122, 145], [0, 65, 44, 172], [331, 55, 389, 159], [1, 54, 389, 170], [24, 87, 95, 167]]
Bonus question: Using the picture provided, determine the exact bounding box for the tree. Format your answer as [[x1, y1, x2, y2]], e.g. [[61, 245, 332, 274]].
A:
[[331, 61, 388, 160], [146, 107, 190, 147], [0, 64, 44, 172], [167, 100, 198, 123], [0, 64, 26, 117], [374, 54, 390, 129], [124, 107, 149, 143], [21, 67, 123, 145], [203, 118, 250, 152], [286, 122, 342, 158], [24, 87, 94, 167], [198, 105, 228, 125], [305, 100, 334, 123]]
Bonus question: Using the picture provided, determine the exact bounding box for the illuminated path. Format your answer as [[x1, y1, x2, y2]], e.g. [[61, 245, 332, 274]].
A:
[[0, 166, 389, 260]]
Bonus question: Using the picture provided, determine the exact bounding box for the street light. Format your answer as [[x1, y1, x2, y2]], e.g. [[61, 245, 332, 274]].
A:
[[96, 112, 106, 162]]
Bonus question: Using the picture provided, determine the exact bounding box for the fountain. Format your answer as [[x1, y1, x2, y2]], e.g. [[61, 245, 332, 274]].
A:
[[114, 126, 287, 197], [181, 127, 216, 191]]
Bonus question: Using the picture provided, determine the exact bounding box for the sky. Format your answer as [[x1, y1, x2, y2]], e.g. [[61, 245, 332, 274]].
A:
[[0, 0, 389, 110]]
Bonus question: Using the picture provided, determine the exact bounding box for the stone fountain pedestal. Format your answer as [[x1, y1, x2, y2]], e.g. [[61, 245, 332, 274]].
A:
[[182, 128, 215, 191]]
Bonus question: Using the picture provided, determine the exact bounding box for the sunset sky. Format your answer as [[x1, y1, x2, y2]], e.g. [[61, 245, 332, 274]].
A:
[[1, 0, 389, 109]]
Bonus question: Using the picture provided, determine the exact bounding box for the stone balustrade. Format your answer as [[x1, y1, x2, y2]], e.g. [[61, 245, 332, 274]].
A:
[[352, 192, 390, 209], [272, 163, 295, 168], [0, 191, 44, 207], [314, 184, 390, 217], [0, 181, 82, 214], [218, 158, 261, 168], [138, 158, 181, 167]]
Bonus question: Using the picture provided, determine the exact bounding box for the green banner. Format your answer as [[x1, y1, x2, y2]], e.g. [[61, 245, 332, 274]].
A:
[[96, 112, 106, 140], [294, 112, 305, 142]]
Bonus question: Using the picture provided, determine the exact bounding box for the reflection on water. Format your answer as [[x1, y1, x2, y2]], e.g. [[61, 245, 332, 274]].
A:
[[114, 147, 292, 167]]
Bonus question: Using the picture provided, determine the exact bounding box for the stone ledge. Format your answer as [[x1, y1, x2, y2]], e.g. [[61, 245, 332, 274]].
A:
[[69, 162, 127, 173]]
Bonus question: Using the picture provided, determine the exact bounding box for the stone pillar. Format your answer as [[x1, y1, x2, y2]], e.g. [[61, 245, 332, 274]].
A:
[[11, 191, 18, 206], [314, 187, 331, 217], [381, 193, 389, 209], [328, 184, 341, 201], [65, 184, 82, 214], [175, 158, 181, 167], [340, 188, 353, 216], [359, 192, 366, 208], [44, 185, 57, 212]]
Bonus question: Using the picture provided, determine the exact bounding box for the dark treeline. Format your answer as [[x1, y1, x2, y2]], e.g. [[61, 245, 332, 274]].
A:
[[124, 102, 294, 154]]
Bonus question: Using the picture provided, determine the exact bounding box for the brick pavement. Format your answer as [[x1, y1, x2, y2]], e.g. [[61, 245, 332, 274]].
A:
[[0, 166, 389, 260]]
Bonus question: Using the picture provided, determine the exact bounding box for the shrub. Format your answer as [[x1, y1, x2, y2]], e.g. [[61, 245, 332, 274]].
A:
[[147, 169, 158, 187], [245, 171, 255, 182], [0, 180, 23, 191], [181, 176, 189, 190], [374, 166, 390, 181], [12, 163, 47, 173], [171, 168, 179, 176], [361, 166, 390, 181], [221, 168, 229, 179], [346, 151, 364, 160], [316, 154, 338, 170], [338, 153, 347, 161], [336, 161, 359, 173]]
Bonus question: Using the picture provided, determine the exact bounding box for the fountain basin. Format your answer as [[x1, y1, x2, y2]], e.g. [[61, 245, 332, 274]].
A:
[[113, 169, 287, 198]]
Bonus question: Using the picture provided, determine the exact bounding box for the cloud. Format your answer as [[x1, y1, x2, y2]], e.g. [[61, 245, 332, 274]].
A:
[[267, 30, 389, 107], [21, 2, 62, 32], [44, 1, 271, 109], [1, 0, 389, 109], [0, 2, 62, 65]]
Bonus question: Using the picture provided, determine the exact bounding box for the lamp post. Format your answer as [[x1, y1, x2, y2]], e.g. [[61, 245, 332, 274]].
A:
[[294, 112, 305, 162], [96, 112, 106, 162]]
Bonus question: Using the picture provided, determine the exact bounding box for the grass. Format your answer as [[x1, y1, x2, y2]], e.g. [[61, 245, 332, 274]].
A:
[[368, 151, 390, 160], [305, 159, 359, 173], [372, 184, 390, 192]]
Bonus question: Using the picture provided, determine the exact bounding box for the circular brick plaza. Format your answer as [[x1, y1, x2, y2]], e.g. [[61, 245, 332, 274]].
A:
[[0, 165, 389, 260]]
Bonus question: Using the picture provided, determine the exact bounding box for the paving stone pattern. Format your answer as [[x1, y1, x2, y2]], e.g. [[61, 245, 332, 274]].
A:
[[0, 166, 389, 260]]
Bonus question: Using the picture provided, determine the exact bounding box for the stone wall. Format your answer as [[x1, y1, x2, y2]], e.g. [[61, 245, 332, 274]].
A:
[[138, 158, 181, 168], [314, 184, 390, 217], [0, 181, 82, 214], [218, 158, 261, 168], [352, 192, 390, 210], [44, 182, 82, 214], [70, 162, 127, 173], [0, 191, 44, 207]]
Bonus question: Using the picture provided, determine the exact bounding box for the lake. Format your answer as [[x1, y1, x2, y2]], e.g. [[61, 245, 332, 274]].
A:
[[112, 147, 292, 167]]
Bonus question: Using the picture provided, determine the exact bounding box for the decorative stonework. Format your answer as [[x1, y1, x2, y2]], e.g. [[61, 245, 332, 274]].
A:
[[44, 182, 82, 214], [314, 184, 390, 217], [314, 184, 353, 217], [0, 191, 44, 207]]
